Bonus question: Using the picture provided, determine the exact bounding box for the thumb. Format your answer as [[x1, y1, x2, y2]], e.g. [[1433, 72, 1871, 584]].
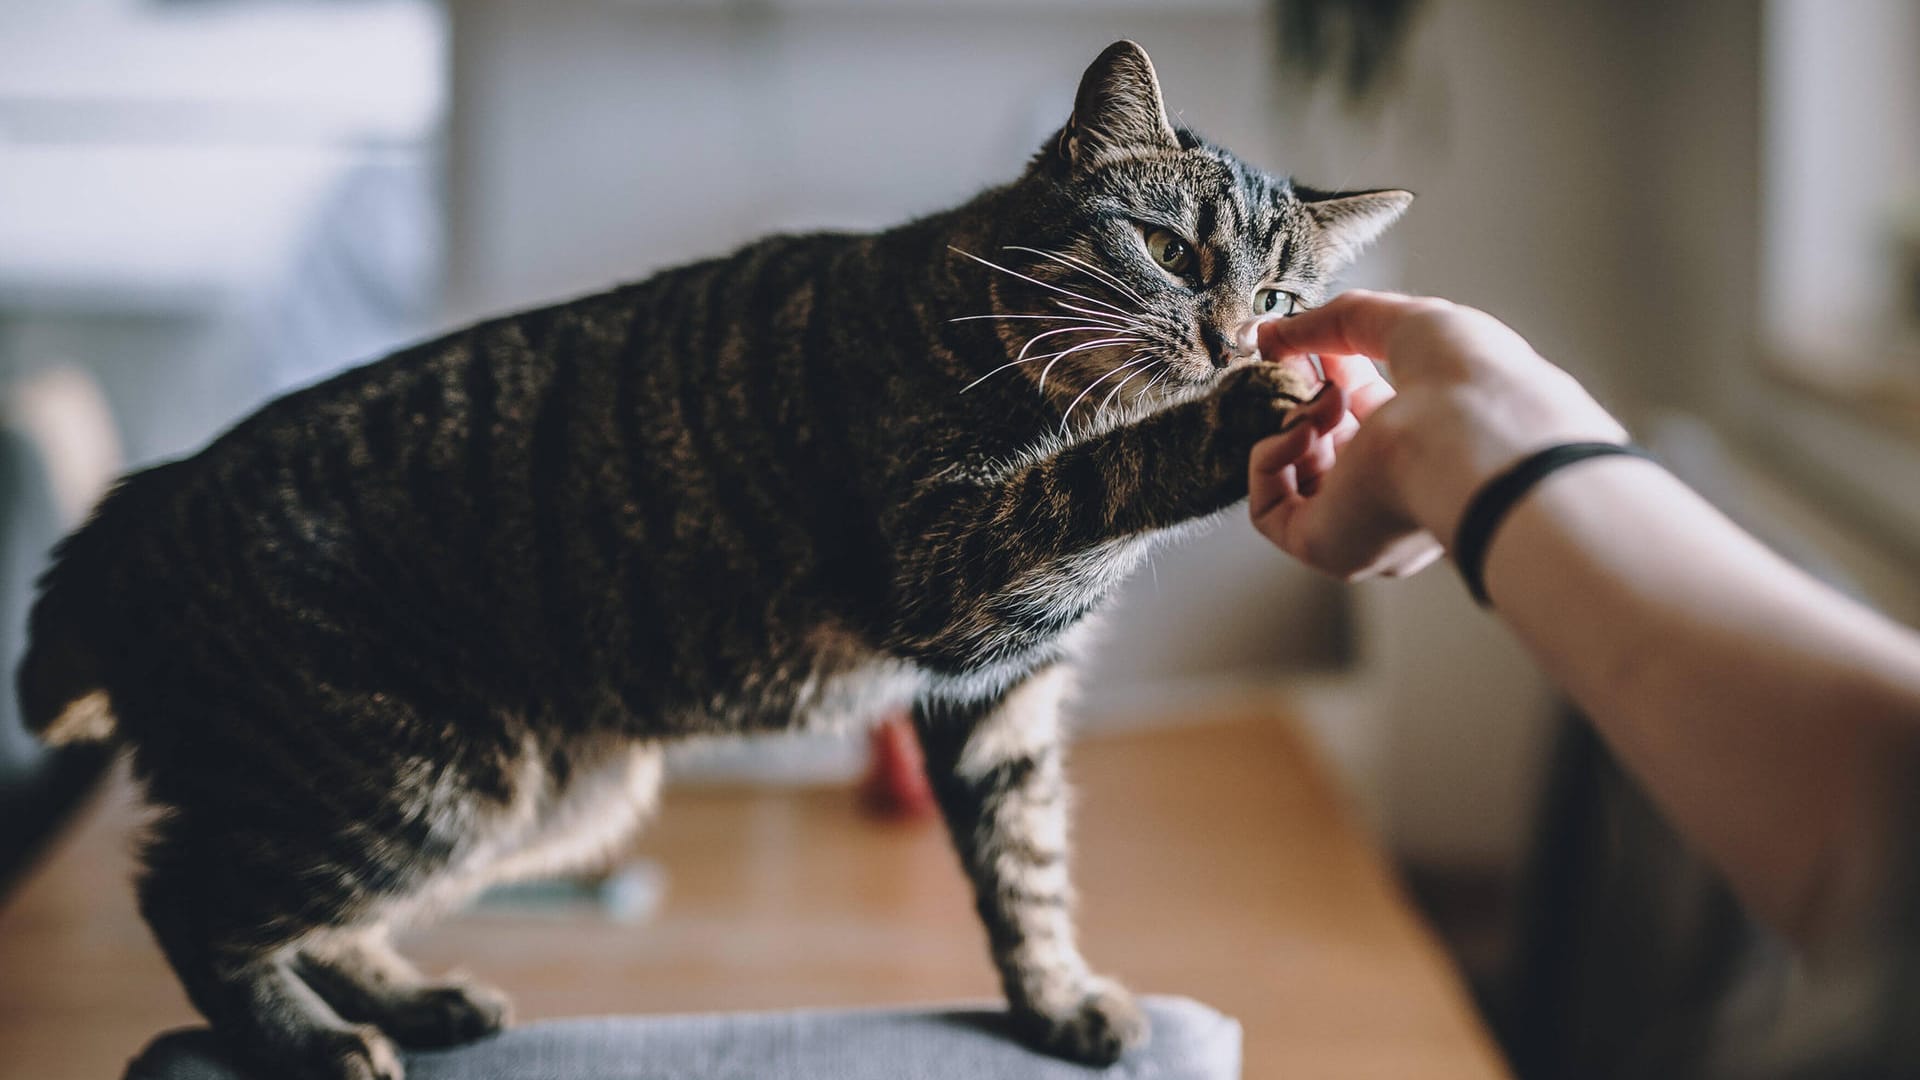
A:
[[1249, 424, 1315, 521]]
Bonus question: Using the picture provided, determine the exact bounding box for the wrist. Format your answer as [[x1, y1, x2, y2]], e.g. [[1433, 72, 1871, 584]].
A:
[[1389, 413, 1631, 549], [1381, 421, 1539, 546], [1451, 442, 1657, 606], [1394, 442, 1494, 550]]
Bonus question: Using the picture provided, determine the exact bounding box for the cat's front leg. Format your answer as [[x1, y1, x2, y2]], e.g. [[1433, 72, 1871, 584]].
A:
[[888, 360, 1314, 662], [914, 667, 1145, 1066]]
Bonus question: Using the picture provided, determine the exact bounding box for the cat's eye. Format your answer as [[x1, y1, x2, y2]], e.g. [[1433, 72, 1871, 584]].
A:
[[1255, 288, 1299, 316], [1143, 228, 1195, 277]]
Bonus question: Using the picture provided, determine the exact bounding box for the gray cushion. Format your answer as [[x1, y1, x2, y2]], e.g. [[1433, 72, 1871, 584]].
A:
[[125, 996, 1240, 1080]]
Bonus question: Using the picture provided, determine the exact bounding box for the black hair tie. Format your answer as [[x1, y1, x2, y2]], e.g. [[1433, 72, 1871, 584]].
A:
[[1453, 441, 1658, 608]]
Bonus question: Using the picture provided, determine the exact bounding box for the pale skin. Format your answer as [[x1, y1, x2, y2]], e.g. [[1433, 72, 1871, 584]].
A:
[[1244, 291, 1920, 953]]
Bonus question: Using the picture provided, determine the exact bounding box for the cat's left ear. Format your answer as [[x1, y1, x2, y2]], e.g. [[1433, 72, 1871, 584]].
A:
[[1060, 41, 1180, 172], [1302, 188, 1415, 273]]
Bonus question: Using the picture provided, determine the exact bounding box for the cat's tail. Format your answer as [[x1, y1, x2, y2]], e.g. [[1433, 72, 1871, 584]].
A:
[[17, 462, 184, 745]]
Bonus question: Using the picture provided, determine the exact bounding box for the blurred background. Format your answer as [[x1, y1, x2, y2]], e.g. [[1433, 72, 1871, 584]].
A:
[[1, 1, 1917, 1077]]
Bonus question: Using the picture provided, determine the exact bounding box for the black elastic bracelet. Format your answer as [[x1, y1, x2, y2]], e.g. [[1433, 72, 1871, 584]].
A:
[[1453, 441, 1657, 608]]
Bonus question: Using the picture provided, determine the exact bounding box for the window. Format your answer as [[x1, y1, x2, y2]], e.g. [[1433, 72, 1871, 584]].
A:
[[1762, 0, 1920, 435]]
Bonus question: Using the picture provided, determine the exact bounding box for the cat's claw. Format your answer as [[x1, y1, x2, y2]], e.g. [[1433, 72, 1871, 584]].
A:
[[1016, 977, 1150, 1067]]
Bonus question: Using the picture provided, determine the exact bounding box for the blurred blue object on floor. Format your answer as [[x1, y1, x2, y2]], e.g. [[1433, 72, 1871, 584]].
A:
[[469, 860, 669, 925]]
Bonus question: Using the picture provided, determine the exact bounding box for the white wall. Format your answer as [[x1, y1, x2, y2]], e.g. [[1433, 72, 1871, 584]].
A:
[[1256, 1, 1623, 863], [1764, 0, 1920, 362], [1264, 0, 1777, 865]]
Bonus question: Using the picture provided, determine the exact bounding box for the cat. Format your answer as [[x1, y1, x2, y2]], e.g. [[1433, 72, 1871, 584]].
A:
[[17, 40, 1408, 1080]]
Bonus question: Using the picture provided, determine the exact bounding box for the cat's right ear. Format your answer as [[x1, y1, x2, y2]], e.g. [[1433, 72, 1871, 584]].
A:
[[1057, 41, 1179, 173]]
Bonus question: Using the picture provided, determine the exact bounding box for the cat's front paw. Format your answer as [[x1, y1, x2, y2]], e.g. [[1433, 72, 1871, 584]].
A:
[[1214, 361, 1318, 445], [1013, 977, 1150, 1067], [1206, 361, 1321, 486]]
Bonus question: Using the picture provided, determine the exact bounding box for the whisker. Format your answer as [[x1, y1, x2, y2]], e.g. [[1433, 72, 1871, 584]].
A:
[[944, 311, 1121, 322], [948, 247, 1132, 317], [1036, 334, 1136, 393], [1013, 324, 1129, 368], [1044, 334, 1144, 393], [1046, 299, 1168, 345], [944, 315, 1121, 343], [1062, 355, 1156, 433], [1141, 368, 1172, 399], [959, 358, 1039, 395], [1048, 297, 1144, 326], [1097, 356, 1161, 419], [1093, 350, 1150, 420], [960, 331, 1141, 394], [1005, 245, 1151, 309]]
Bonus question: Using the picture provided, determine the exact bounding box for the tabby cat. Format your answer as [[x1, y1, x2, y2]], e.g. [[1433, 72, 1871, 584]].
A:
[[17, 40, 1408, 1079]]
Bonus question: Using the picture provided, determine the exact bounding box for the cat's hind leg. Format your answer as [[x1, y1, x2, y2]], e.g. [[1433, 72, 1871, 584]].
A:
[[914, 665, 1147, 1066], [480, 740, 664, 887], [137, 829, 406, 1080], [290, 739, 662, 1049], [296, 928, 510, 1049]]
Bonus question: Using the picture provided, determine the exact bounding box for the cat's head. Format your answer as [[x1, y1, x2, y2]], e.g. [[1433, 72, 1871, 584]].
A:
[[964, 41, 1410, 422]]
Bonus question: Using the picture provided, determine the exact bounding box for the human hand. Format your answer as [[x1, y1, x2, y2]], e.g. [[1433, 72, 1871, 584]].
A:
[[1244, 291, 1628, 581]]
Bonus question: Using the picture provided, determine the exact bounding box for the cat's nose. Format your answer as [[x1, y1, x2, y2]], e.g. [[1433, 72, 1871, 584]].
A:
[[1200, 325, 1233, 368]]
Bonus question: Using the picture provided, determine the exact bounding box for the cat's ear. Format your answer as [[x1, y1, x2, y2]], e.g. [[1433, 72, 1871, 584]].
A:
[[1301, 188, 1415, 273], [1060, 41, 1179, 171]]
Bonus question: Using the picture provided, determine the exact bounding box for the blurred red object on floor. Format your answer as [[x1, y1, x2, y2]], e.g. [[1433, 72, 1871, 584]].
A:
[[859, 713, 939, 821]]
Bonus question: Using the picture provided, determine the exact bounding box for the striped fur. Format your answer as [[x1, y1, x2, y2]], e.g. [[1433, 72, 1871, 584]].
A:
[[14, 41, 1407, 1078]]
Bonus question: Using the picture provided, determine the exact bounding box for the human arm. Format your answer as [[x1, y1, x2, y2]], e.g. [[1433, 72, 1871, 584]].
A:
[[1246, 292, 1920, 948]]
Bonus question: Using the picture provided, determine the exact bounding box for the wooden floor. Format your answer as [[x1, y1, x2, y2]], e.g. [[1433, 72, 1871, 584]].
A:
[[0, 712, 1510, 1079]]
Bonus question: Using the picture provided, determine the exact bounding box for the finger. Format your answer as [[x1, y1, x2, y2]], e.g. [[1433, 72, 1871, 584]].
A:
[[1251, 484, 1304, 552], [1325, 409, 1361, 450], [1249, 422, 1314, 476], [1275, 452, 1415, 579], [1249, 459, 1293, 523], [1321, 353, 1395, 420], [1249, 382, 1345, 476], [1294, 430, 1338, 498], [1255, 290, 1428, 363], [1318, 352, 1378, 390], [1296, 380, 1349, 434]]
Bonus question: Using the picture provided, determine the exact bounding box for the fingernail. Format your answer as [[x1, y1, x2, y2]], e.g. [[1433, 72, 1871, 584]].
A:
[[1229, 319, 1264, 361]]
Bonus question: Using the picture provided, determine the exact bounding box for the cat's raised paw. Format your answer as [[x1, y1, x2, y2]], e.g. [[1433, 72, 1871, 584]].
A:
[[1211, 361, 1320, 457], [1201, 362, 1322, 492], [1016, 978, 1150, 1067], [380, 979, 512, 1049]]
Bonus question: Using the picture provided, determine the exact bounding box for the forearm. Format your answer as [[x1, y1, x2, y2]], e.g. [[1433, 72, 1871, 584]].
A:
[[1248, 291, 1920, 947], [1476, 458, 1920, 946]]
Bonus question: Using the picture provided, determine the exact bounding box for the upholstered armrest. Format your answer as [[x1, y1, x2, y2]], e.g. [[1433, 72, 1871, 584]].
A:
[[126, 996, 1241, 1080]]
